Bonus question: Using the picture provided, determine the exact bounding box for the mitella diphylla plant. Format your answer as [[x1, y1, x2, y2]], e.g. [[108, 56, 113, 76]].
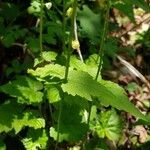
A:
[[0, 0, 150, 149]]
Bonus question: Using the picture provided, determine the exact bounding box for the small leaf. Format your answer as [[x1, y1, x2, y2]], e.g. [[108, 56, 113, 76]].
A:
[[91, 109, 123, 141], [46, 85, 61, 103], [22, 129, 48, 150], [28, 64, 65, 79], [42, 51, 57, 62], [2, 33, 15, 47], [70, 56, 100, 78], [26, 37, 40, 53], [125, 82, 138, 92]]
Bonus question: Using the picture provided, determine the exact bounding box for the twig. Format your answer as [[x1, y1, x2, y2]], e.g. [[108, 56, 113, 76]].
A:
[[117, 55, 150, 91], [12, 43, 35, 58]]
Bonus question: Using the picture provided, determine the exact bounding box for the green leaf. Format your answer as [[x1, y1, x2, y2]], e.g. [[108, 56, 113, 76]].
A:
[[0, 101, 23, 133], [77, 5, 101, 40], [99, 80, 146, 120], [50, 103, 88, 142], [85, 135, 109, 150], [2, 33, 15, 47], [61, 70, 114, 101], [46, 85, 61, 103], [113, 0, 135, 22], [42, 51, 57, 62], [131, 0, 150, 12], [28, 64, 65, 79], [26, 37, 40, 53], [91, 109, 123, 141], [70, 56, 100, 79], [0, 101, 45, 133], [125, 82, 138, 92], [64, 94, 89, 110], [0, 3, 20, 22], [13, 112, 45, 134], [62, 70, 146, 120], [22, 129, 48, 150], [0, 76, 43, 104], [103, 38, 118, 57]]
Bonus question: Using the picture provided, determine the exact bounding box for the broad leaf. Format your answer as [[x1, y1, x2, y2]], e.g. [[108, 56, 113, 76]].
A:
[[13, 112, 45, 134], [0, 76, 43, 104], [0, 101, 45, 133], [50, 103, 88, 142], [61, 70, 112, 101], [99, 80, 146, 120], [62, 70, 146, 120], [28, 64, 65, 79]]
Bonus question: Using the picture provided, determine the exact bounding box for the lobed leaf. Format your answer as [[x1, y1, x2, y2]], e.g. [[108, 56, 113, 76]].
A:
[[28, 64, 65, 79], [0, 76, 43, 104], [0, 101, 45, 133], [91, 109, 123, 141], [22, 129, 48, 150]]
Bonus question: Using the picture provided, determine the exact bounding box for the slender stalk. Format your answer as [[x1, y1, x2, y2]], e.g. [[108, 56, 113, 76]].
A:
[[95, 2, 110, 80], [39, 0, 44, 54], [73, 9, 83, 62], [55, 100, 62, 150], [62, 1, 67, 56], [64, 0, 78, 81]]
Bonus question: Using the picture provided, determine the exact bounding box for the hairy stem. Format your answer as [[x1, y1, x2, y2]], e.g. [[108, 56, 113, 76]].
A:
[[95, 2, 110, 80], [64, 0, 78, 81]]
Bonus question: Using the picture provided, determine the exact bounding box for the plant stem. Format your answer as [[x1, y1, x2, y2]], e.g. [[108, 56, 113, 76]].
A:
[[55, 1, 66, 149], [40, 0, 44, 54], [55, 99, 62, 150], [73, 7, 83, 62], [64, 0, 77, 81], [95, 2, 110, 81]]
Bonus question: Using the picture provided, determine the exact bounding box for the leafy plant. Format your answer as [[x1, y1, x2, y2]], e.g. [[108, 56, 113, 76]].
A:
[[0, 0, 149, 149]]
